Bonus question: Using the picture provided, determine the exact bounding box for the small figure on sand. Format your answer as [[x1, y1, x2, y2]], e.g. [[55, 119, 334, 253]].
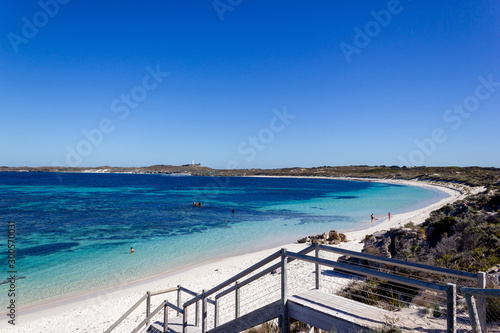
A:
[[388, 212, 391, 221], [371, 214, 374, 225], [131, 247, 134, 254]]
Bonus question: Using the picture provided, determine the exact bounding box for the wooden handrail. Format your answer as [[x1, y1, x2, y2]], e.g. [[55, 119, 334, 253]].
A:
[[184, 249, 285, 307], [285, 251, 447, 292], [216, 244, 316, 299], [106, 286, 198, 332], [150, 286, 178, 296], [166, 301, 184, 314], [318, 244, 477, 280], [132, 300, 168, 333], [104, 293, 148, 333], [459, 287, 500, 333], [179, 286, 198, 297], [461, 287, 500, 297]]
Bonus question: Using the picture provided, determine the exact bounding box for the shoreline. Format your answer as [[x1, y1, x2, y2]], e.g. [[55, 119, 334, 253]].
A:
[[2, 177, 483, 332]]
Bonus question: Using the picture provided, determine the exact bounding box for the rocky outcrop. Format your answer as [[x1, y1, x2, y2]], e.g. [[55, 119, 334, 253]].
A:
[[338, 228, 427, 270], [362, 228, 427, 260], [487, 264, 500, 288], [297, 230, 348, 245]]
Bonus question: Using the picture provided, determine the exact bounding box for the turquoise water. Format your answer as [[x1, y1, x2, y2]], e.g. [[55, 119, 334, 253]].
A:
[[0, 172, 447, 306]]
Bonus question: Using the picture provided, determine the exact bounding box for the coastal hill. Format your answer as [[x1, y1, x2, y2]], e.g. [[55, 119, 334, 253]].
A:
[[2, 165, 499, 187]]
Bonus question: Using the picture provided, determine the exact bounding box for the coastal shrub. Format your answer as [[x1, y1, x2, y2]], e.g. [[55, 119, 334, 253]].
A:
[[426, 216, 456, 246], [245, 320, 311, 333], [337, 280, 418, 311], [403, 222, 415, 229], [245, 321, 280, 333]]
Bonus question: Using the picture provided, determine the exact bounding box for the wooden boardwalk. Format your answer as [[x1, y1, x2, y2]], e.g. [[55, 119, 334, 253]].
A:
[[289, 289, 390, 332], [107, 245, 479, 333], [289, 289, 448, 333]]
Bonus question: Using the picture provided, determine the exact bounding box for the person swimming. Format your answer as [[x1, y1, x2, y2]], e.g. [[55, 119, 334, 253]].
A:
[[131, 247, 134, 254]]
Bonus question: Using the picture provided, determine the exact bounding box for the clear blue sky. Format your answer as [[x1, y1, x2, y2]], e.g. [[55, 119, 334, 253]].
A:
[[1, 1, 499, 169]]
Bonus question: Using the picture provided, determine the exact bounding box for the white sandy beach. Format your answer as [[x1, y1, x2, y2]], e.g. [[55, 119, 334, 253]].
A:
[[2, 178, 484, 333]]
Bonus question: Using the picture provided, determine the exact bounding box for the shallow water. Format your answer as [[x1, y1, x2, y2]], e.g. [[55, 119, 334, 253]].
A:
[[0, 172, 446, 306]]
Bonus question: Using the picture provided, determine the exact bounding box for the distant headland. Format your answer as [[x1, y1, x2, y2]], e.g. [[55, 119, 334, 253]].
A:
[[1, 165, 499, 187]]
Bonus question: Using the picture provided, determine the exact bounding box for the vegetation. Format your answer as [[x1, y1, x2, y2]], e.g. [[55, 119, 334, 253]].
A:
[[406, 188, 500, 272], [2, 165, 500, 188], [341, 185, 500, 323]]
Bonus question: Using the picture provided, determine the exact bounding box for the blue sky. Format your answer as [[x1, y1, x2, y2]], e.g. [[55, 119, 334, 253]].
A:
[[1, 1, 499, 169]]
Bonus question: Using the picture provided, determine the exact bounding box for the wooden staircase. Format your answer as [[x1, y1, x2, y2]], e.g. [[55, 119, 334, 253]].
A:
[[106, 243, 488, 333]]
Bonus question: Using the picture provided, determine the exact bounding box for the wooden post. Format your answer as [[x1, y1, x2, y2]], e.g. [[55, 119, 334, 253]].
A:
[[477, 272, 487, 330], [280, 248, 289, 333], [214, 298, 219, 328], [235, 281, 240, 319], [177, 285, 182, 317], [464, 294, 482, 333], [202, 289, 208, 333], [446, 283, 456, 333], [182, 305, 188, 333], [164, 300, 168, 333], [195, 298, 199, 327], [315, 243, 321, 290], [146, 291, 151, 327]]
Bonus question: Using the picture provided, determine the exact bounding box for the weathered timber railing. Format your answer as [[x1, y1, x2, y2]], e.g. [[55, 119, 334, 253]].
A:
[[460, 287, 500, 333], [181, 245, 316, 332], [108, 243, 489, 333], [284, 248, 457, 332], [314, 243, 487, 326], [105, 285, 198, 333]]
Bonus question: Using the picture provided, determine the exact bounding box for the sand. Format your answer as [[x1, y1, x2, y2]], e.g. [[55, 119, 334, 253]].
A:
[[1, 178, 484, 332]]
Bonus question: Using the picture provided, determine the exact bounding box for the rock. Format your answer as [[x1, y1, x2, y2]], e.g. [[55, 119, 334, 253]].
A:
[[328, 230, 341, 242], [298, 230, 347, 245], [297, 237, 307, 243], [487, 264, 500, 288], [363, 231, 392, 258]]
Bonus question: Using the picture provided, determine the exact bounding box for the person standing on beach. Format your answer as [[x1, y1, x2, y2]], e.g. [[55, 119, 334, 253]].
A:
[[388, 212, 391, 221], [371, 214, 374, 225]]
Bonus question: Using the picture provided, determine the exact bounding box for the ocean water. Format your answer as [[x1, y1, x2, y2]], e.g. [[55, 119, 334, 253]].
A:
[[0, 172, 447, 306]]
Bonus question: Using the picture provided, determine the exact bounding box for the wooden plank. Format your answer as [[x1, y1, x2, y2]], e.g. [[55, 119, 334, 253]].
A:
[[290, 290, 449, 332], [289, 289, 389, 332], [207, 300, 281, 333]]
